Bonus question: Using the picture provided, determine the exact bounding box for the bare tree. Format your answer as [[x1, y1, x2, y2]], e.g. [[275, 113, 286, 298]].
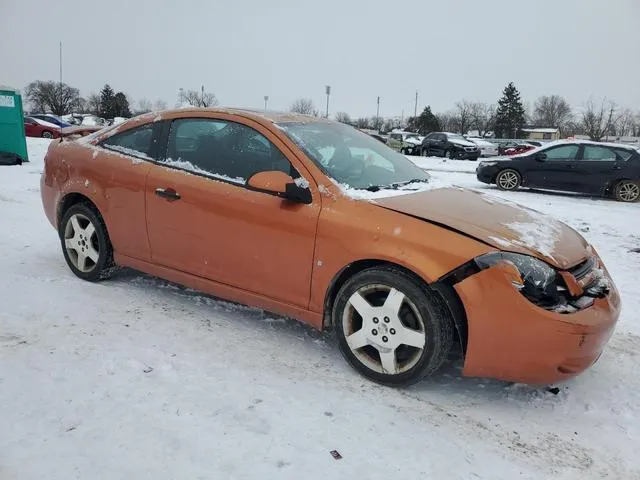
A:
[[24, 80, 81, 116], [454, 100, 473, 134], [581, 98, 616, 141], [289, 98, 318, 116], [612, 108, 635, 137], [369, 115, 384, 131], [136, 98, 153, 114], [437, 112, 459, 133], [533, 95, 573, 133], [334, 111, 352, 124], [354, 117, 370, 129], [178, 88, 218, 108], [153, 99, 168, 111], [469, 102, 496, 136], [85, 93, 100, 115]]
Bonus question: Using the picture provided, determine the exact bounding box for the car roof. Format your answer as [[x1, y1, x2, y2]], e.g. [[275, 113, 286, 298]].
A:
[[543, 139, 638, 151], [161, 107, 333, 125]]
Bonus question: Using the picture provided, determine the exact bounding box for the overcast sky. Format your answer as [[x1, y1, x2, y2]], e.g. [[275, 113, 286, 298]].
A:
[[3, 0, 639, 118]]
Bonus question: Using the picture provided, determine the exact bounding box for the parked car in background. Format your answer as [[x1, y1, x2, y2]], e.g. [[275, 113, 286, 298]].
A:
[[24, 116, 60, 139], [476, 140, 640, 202], [504, 143, 537, 156], [420, 132, 480, 160], [467, 137, 498, 157], [368, 133, 388, 144], [40, 108, 620, 386], [387, 131, 422, 155], [29, 114, 72, 128]]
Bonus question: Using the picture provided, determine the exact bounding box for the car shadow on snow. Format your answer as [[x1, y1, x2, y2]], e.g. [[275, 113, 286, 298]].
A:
[[107, 267, 564, 401]]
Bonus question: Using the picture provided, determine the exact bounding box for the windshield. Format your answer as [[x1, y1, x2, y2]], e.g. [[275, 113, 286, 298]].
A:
[[277, 122, 430, 190]]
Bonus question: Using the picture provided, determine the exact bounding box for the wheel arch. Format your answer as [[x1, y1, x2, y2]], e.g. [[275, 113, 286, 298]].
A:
[[322, 259, 468, 355], [57, 192, 103, 230]]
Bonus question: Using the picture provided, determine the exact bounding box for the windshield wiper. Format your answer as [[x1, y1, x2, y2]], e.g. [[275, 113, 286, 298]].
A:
[[364, 178, 428, 192]]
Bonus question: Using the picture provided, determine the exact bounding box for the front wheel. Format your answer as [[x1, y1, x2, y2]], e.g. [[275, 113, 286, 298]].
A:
[[333, 267, 454, 387], [614, 180, 640, 202], [42, 131, 54, 139], [496, 169, 521, 191], [60, 202, 115, 281]]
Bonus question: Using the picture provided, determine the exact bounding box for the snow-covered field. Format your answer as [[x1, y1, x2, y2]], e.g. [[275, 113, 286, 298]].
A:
[[1, 140, 639, 479]]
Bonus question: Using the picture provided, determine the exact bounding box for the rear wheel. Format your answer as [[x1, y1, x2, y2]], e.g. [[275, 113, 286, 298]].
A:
[[60, 202, 115, 281], [614, 180, 640, 202], [333, 267, 454, 387], [42, 131, 54, 139], [496, 169, 521, 191]]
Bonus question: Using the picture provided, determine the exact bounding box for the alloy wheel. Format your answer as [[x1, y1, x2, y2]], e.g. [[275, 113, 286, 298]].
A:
[[342, 284, 426, 375], [63, 213, 100, 273], [618, 182, 640, 202], [498, 170, 520, 190]]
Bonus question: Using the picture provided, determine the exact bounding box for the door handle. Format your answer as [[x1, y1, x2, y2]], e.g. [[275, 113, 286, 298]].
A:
[[613, 165, 622, 170], [155, 187, 181, 201]]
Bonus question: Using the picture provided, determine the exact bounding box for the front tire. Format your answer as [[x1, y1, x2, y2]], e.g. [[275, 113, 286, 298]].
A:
[[614, 180, 640, 202], [60, 202, 115, 281], [42, 131, 54, 139], [333, 267, 454, 387], [496, 169, 522, 191]]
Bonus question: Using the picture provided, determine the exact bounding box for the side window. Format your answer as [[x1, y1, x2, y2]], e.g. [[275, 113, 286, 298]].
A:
[[582, 146, 617, 161], [544, 145, 579, 161], [613, 148, 634, 162], [101, 125, 155, 160], [164, 118, 294, 184]]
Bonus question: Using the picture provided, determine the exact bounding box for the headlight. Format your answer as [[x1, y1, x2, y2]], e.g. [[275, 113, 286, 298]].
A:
[[480, 161, 498, 166], [475, 252, 562, 308]]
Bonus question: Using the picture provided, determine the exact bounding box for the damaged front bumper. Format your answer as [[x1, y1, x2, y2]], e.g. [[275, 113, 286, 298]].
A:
[[450, 253, 621, 384]]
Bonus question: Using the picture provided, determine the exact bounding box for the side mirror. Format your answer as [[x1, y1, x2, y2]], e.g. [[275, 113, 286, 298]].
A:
[[535, 153, 547, 161], [247, 170, 311, 204]]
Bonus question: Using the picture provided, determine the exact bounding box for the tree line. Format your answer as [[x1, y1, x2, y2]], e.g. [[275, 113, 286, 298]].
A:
[[292, 82, 640, 141], [24, 79, 639, 141]]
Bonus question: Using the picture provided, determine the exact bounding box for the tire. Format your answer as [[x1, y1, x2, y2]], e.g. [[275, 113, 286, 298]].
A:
[[42, 131, 54, 139], [613, 180, 640, 202], [59, 202, 115, 281], [333, 267, 454, 387], [495, 169, 522, 191], [445, 149, 454, 159], [420, 148, 429, 157]]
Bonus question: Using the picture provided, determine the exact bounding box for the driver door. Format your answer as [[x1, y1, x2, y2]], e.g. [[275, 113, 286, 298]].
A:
[[525, 144, 580, 190], [145, 116, 321, 308]]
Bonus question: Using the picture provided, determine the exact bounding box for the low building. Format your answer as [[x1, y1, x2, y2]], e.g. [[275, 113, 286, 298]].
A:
[[522, 127, 560, 141]]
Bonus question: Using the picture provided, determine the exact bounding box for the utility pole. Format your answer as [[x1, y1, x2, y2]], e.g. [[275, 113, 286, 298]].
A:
[[414, 90, 418, 118], [58, 41, 63, 115], [264, 95, 269, 111], [376, 96, 380, 131], [201, 84, 205, 107], [325, 85, 331, 118]]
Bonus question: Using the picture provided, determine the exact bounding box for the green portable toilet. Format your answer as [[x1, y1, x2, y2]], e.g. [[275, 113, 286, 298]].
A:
[[0, 86, 28, 165]]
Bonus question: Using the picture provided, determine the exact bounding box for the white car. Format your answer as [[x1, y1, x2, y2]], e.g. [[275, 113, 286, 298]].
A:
[[468, 137, 499, 157]]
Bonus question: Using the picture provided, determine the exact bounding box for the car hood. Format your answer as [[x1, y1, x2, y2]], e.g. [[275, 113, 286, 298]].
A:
[[373, 187, 588, 269], [450, 139, 477, 148], [405, 137, 422, 145]]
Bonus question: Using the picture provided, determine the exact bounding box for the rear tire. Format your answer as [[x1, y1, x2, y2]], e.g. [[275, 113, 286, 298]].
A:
[[496, 169, 521, 191], [333, 267, 454, 387], [60, 202, 116, 281], [613, 180, 640, 202]]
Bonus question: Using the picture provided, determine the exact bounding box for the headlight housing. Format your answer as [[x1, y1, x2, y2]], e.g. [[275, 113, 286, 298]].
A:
[[475, 252, 562, 308], [480, 161, 498, 167]]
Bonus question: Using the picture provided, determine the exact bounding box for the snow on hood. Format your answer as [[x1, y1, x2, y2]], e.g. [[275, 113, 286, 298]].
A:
[[373, 188, 589, 269], [404, 137, 422, 145], [449, 139, 477, 148]]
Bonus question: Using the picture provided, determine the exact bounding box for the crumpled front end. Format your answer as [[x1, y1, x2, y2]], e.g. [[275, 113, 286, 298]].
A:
[[452, 250, 621, 384]]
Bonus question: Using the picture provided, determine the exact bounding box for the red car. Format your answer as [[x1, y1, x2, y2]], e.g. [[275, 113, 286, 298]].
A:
[[24, 116, 60, 139], [504, 143, 536, 156]]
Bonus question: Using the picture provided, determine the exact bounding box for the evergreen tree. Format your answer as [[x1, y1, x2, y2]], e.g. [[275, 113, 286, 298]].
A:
[[113, 92, 131, 117], [407, 106, 441, 134], [494, 82, 525, 138], [99, 84, 116, 119]]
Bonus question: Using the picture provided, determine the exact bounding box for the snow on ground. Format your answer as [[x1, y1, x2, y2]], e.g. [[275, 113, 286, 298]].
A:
[[0, 140, 639, 479]]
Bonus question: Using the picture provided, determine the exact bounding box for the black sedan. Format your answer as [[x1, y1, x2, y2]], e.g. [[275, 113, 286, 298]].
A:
[[476, 141, 640, 202]]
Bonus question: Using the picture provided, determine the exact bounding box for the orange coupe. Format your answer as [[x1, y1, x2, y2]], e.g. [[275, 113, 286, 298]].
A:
[[40, 108, 621, 386]]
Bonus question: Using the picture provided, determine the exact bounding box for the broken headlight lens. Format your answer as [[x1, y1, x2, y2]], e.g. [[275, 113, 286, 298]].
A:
[[475, 252, 561, 308]]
